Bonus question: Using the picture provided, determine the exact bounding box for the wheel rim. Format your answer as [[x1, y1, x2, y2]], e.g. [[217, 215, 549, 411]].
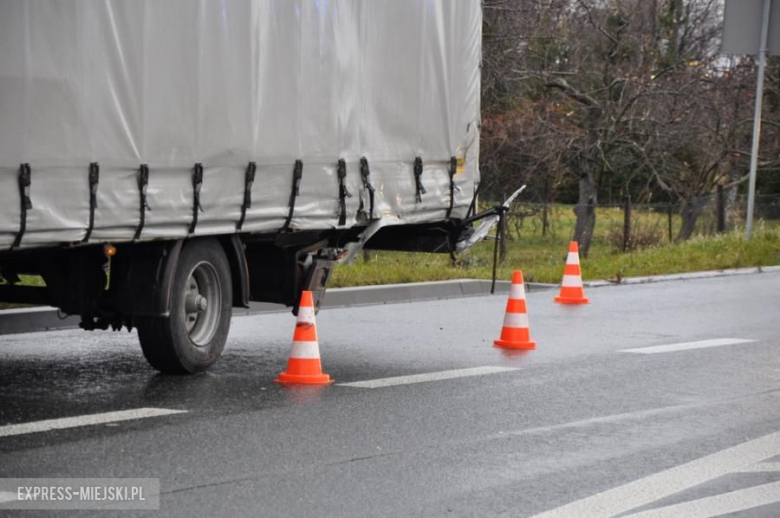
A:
[[182, 261, 222, 346]]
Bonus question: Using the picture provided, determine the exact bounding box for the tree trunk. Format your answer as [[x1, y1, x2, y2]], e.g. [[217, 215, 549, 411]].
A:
[[724, 158, 740, 231], [676, 197, 704, 241], [724, 185, 737, 231], [572, 170, 597, 257]]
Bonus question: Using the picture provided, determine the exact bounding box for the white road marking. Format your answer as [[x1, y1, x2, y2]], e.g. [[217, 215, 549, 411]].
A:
[[626, 480, 780, 518], [0, 408, 187, 438], [733, 461, 780, 473], [338, 366, 519, 389], [533, 429, 780, 518], [620, 338, 755, 355]]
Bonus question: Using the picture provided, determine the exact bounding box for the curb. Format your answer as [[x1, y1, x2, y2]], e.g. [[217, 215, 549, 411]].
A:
[[0, 279, 554, 335], [2, 266, 778, 335], [584, 265, 780, 288], [0, 306, 81, 336], [235, 279, 555, 317]]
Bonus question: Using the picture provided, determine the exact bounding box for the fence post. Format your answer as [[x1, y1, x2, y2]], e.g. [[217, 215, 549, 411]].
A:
[[623, 195, 632, 252], [542, 176, 549, 237], [668, 203, 674, 243], [717, 185, 725, 233], [498, 211, 508, 265]]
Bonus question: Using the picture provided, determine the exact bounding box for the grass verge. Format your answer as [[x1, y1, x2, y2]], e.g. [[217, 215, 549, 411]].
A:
[[2, 209, 778, 309], [331, 224, 780, 287]]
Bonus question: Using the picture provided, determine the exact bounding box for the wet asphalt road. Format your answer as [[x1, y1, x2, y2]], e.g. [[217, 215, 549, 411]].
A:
[[0, 272, 779, 517]]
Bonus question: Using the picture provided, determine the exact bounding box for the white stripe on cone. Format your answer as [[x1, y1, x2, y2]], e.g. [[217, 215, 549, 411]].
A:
[[566, 252, 580, 265], [289, 340, 321, 359], [509, 284, 527, 300], [297, 306, 315, 325], [561, 275, 583, 288], [503, 312, 529, 329]]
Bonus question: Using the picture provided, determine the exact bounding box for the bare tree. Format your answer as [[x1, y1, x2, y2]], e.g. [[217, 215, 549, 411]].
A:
[[478, 0, 771, 251]]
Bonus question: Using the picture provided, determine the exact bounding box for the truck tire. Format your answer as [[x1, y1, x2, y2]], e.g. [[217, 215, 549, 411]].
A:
[[137, 238, 233, 374]]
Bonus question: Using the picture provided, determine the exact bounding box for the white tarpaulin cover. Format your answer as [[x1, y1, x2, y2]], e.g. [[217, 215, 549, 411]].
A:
[[0, 0, 481, 250]]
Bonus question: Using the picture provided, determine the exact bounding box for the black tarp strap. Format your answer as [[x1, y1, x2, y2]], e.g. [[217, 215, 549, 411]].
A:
[[466, 179, 482, 220], [83, 162, 99, 242], [12, 163, 32, 249], [189, 163, 204, 234], [446, 156, 457, 220], [337, 158, 352, 226], [237, 161, 256, 231], [134, 164, 150, 240], [359, 157, 376, 220], [414, 156, 426, 203], [282, 160, 303, 232]]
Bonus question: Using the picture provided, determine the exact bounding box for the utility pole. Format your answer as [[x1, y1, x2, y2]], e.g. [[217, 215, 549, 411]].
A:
[[745, 0, 771, 239]]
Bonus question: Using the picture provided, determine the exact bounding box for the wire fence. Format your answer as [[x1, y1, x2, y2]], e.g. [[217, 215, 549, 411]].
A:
[[501, 193, 780, 252]]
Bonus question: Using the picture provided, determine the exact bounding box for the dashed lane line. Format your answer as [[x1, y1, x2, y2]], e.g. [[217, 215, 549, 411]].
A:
[[620, 338, 755, 355], [0, 408, 187, 438], [338, 366, 519, 389]]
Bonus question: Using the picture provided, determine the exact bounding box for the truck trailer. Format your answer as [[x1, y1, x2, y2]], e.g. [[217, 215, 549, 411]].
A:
[[0, 0, 483, 373]]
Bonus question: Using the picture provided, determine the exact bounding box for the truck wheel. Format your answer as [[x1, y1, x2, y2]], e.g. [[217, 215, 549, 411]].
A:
[[137, 239, 232, 374]]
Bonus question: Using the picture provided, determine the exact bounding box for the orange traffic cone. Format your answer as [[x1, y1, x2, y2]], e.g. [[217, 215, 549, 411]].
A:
[[275, 291, 332, 385], [554, 241, 590, 304], [494, 271, 536, 350]]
